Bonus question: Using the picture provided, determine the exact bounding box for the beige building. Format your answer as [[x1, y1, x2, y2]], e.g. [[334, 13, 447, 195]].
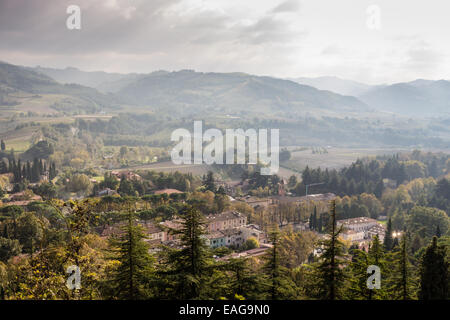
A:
[[340, 229, 365, 242], [337, 217, 385, 243], [206, 211, 247, 232], [337, 217, 378, 232]]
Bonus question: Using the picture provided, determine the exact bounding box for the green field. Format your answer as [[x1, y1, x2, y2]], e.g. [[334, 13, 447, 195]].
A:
[[282, 146, 412, 172]]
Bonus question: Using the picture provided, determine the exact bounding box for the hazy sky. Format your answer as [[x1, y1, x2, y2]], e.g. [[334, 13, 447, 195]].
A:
[[1, 0, 450, 84]]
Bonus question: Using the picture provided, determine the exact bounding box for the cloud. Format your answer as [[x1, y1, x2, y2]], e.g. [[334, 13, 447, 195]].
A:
[[321, 44, 342, 56], [271, 0, 301, 14]]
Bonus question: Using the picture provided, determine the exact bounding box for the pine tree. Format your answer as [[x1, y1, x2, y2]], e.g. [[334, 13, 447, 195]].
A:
[[262, 226, 298, 300], [418, 237, 448, 300], [347, 249, 371, 299], [310, 200, 347, 300], [109, 212, 155, 300], [384, 218, 393, 251], [367, 235, 387, 299], [388, 233, 416, 300], [225, 258, 265, 300], [161, 206, 212, 299]]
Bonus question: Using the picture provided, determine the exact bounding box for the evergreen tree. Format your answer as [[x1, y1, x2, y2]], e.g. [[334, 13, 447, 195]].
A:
[[225, 258, 265, 300], [161, 206, 212, 299], [49, 162, 57, 181], [0, 160, 6, 174], [203, 171, 216, 192], [388, 233, 416, 300], [384, 218, 393, 251], [118, 177, 135, 196], [317, 213, 323, 233], [0, 140, 5, 151], [347, 248, 370, 299], [418, 237, 448, 300], [310, 200, 347, 300], [109, 212, 154, 300], [436, 225, 441, 238], [262, 226, 298, 299], [312, 207, 317, 231], [374, 180, 384, 198], [367, 235, 388, 299]]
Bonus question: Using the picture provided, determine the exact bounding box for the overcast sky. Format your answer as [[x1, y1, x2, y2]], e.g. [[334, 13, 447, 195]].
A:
[[1, 0, 450, 84]]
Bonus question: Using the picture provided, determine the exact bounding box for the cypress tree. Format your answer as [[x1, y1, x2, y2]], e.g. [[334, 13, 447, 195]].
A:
[[384, 218, 393, 251], [312, 207, 317, 231], [0, 139, 5, 151], [436, 225, 441, 238], [418, 237, 448, 300]]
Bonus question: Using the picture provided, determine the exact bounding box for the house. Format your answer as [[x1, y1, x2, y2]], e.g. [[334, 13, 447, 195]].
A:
[[221, 228, 245, 248], [205, 231, 227, 248], [141, 221, 167, 243], [205, 226, 258, 248], [206, 211, 247, 232], [239, 224, 266, 243], [160, 218, 184, 241], [111, 170, 142, 181], [216, 244, 272, 261], [100, 220, 167, 243], [97, 188, 117, 196]]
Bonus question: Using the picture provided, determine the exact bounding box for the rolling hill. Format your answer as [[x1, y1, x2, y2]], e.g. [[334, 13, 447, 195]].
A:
[[288, 76, 375, 96], [0, 61, 122, 113], [111, 70, 370, 118], [359, 80, 450, 117]]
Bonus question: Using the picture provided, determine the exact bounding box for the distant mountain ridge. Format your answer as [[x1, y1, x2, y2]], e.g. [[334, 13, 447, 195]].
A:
[[3, 61, 449, 117], [359, 79, 450, 116], [288, 76, 376, 96], [0, 61, 121, 111], [32, 66, 135, 89], [110, 70, 369, 117]]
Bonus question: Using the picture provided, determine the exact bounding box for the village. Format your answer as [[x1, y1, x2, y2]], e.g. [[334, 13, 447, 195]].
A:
[[0, 167, 389, 262]]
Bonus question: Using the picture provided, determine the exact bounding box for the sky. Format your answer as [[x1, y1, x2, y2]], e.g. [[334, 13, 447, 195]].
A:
[[1, 0, 450, 84]]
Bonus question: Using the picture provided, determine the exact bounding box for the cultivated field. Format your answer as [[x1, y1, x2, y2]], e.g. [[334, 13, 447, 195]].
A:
[[282, 146, 411, 172]]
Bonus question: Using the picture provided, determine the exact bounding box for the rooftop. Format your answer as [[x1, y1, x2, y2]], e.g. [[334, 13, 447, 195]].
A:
[[337, 217, 377, 225], [206, 211, 244, 222]]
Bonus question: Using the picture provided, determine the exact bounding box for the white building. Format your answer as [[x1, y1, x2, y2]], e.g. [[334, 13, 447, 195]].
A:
[[337, 217, 385, 243], [340, 229, 365, 242]]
